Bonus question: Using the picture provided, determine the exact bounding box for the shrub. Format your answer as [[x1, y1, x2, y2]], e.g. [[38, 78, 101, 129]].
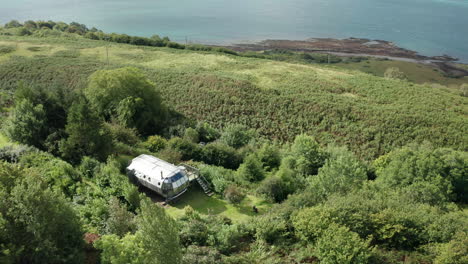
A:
[[433, 232, 468, 264], [182, 246, 222, 264], [201, 142, 241, 169], [167, 137, 202, 161], [200, 165, 236, 193], [224, 185, 245, 204], [314, 224, 372, 264], [237, 153, 265, 182], [144, 135, 167, 153], [195, 122, 220, 142], [257, 143, 281, 171], [220, 124, 256, 149], [384, 67, 407, 80], [256, 177, 288, 203], [184, 127, 199, 143], [290, 134, 325, 176]]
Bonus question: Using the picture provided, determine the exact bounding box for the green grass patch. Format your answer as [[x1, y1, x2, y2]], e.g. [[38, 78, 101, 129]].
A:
[[166, 185, 272, 222], [334, 59, 468, 87]]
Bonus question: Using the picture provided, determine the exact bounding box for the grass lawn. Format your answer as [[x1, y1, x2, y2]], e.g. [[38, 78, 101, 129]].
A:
[[165, 185, 272, 223]]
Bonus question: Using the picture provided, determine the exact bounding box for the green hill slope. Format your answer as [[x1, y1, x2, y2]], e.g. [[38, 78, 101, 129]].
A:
[[0, 35, 466, 159]]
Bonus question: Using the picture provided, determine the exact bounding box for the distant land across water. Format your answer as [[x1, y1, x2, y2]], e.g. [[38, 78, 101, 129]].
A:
[[2, 0, 468, 63]]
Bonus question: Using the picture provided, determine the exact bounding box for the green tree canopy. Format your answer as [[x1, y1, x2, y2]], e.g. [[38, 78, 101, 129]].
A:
[[0, 163, 84, 264], [5, 99, 47, 148], [60, 98, 112, 163], [84, 67, 167, 134]]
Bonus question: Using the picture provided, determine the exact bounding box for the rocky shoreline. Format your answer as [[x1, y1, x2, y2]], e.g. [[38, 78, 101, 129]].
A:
[[223, 38, 468, 78]]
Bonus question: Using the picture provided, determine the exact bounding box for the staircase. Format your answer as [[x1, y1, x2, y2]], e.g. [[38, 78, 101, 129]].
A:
[[196, 176, 214, 196], [181, 164, 214, 196]]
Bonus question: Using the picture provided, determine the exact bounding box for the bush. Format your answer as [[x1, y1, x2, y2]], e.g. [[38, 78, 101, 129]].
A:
[[384, 67, 407, 80], [314, 224, 372, 264], [237, 153, 265, 182], [220, 124, 256, 149], [200, 165, 236, 193], [224, 185, 245, 204], [144, 135, 167, 153], [182, 246, 222, 264], [167, 137, 202, 161], [290, 134, 325, 176], [195, 122, 220, 143], [184, 127, 200, 143], [256, 177, 288, 203], [201, 142, 241, 169], [257, 143, 281, 171]]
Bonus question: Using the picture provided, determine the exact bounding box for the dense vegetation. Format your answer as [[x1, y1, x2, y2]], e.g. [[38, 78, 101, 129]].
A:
[[0, 20, 467, 264]]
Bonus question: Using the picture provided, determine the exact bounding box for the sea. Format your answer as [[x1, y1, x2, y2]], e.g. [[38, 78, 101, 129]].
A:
[[2, 0, 468, 62]]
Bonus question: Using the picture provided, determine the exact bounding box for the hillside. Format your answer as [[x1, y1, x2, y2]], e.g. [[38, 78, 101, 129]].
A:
[[1, 35, 466, 160], [1, 28, 467, 264]]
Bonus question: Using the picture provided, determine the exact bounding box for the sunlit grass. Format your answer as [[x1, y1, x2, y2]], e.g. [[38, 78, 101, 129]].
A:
[[165, 185, 272, 223]]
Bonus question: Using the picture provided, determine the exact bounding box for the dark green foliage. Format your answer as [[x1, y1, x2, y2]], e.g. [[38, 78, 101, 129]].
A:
[[289, 134, 325, 176], [105, 197, 137, 237], [167, 137, 202, 161], [136, 199, 183, 263], [184, 127, 200, 143], [85, 67, 168, 135], [314, 224, 372, 264], [374, 143, 468, 203], [220, 124, 256, 149], [4, 20, 22, 28], [201, 142, 241, 169], [199, 165, 237, 193], [0, 163, 84, 264], [60, 98, 112, 163], [237, 153, 265, 182], [256, 176, 289, 203], [308, 145, 367, 200], [256, 143, 281, 171], [196, 122, 220, 143], [224, 185, 245, 204], [4, 99, 47, 147]]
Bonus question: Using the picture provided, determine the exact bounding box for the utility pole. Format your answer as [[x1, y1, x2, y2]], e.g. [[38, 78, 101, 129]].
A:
[[328, 54, 330, 64], [185, 36, 188, 45], [106, 45, 109, 67]]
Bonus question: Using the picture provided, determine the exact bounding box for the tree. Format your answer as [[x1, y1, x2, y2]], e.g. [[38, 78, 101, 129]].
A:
[[309, 146, 367, 199], [256, 176, 288, 203], [4, 20, 22, 28], [85, 67, 167, 134], [220, 124, 256, 149], [60, 98, 112, 163], [290, 134, 325, 176], [374, 144, 467, 203], [237, 153, 265, 182], [0, 164, 84, 264], [136, 199, 182, 264], [384, 67, 407, 80], [184, 127, 200, 143], [314, 224, 372, 264], [257, 143, 281, 171], [224, 185, 245, 204], [143, 135, 167, 153], [5, 99, 47, 148]]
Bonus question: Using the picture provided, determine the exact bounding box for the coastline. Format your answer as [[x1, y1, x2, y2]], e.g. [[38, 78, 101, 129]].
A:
[[218, 37, 468, 78]]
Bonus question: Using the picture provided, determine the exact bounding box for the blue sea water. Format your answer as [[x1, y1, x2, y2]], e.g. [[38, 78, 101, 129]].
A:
[[2, 0, 468, 62]]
